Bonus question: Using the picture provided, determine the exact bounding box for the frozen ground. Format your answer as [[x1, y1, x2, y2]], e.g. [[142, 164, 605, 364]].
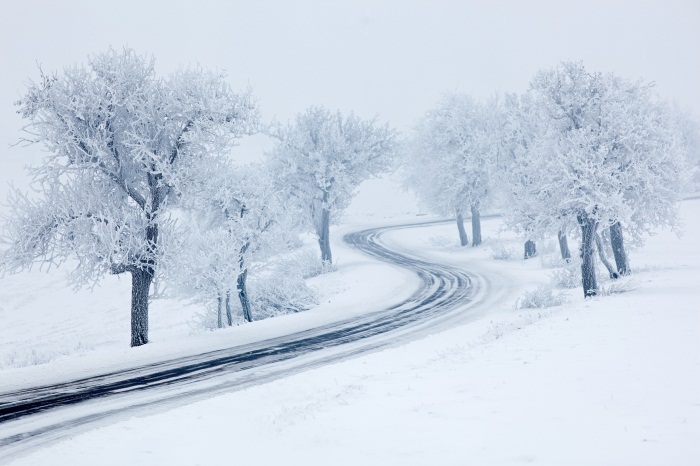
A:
[[1, 179, 699, 465]]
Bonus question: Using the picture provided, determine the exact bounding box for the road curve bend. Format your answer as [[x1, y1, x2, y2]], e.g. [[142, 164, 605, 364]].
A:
[[0, 220, 495, 460]]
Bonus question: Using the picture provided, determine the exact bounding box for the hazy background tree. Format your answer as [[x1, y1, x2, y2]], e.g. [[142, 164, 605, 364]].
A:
[[672, 106, 700, 191], [267, 106, 397, 265], [500, 91, 573, 261], [402, 93, 498, 246], [1, 48, 258, 346]]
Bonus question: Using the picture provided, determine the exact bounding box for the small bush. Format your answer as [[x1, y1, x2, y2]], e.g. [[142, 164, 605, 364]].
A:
[[251, 273, 319, 318], [549, 261, 582, 289], [490, 242, 515, 260], [515, 285, 568, 309], [0, 343, 94, 369], [600, 279, 637, 296], [540, 253, 569, 269], [191, 306, 237, 331], [281, 248, 334, 279]]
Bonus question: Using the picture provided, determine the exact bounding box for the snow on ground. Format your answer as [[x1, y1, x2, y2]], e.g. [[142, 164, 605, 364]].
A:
[[0, 174, 423, 389], [2, 181, 699, 465], [0, 234, 419, 391]]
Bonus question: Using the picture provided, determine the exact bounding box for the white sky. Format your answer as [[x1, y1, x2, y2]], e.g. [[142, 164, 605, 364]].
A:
[[1, 0, 698, 185]]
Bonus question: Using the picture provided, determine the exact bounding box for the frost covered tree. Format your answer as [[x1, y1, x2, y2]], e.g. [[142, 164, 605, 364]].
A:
[[499, 92, 574, 261], [504, 62, 691, 297], [672, 106, 700, 190], [1, 48, 258, 346], [165, 161, 300, 326], [403, 93, 498, 247], [267, 106, 397, 264]]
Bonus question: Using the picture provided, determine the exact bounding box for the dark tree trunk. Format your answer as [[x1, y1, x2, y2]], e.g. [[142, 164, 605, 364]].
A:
[[578, 214, 598, 298], [238, 242, 253, 323], [318, 206, 332, 264], [595, 233, 619, 279], [557, 230, 571, 262], [609, 222, 630, 276], [130, 171, 161, 346], [470, 204, 482, 247], [524, 240, 537, 259], [216, 293, 224, 329], [456, 213, 469, 246], [237, 269, 252, 323], [130, 267, 152, 347], [225, 289, 233, 326]]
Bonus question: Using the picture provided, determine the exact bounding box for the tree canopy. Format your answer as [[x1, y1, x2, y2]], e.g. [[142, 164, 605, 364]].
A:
[[2, 48, 259, 345], [267, 106, 397, 263], [502, 62, 691, 295]]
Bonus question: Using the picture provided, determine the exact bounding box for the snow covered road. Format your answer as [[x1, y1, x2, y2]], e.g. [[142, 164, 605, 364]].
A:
[[2, 200, 698, 466], [0, 219, 500, 461]]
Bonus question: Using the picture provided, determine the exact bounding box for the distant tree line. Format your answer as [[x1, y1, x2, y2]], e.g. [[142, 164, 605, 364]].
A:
[[1, 50, 695, 346], [401, 62, 695, 298]]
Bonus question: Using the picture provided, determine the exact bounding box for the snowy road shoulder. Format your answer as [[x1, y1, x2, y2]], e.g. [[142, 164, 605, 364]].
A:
[[8, 227, 699, 465]]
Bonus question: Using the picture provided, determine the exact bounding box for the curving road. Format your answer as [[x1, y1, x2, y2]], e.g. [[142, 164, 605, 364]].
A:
[[0, 219, 497, 461]]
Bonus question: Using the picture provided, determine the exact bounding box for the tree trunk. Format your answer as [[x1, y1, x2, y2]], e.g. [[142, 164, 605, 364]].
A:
[[470, 204, 482, 247], [456, 213, 469, 246], [237, 242, 253, 323], [578, 214, 598, 298], [524, 240, 536, 259], [131, 173, 160, 346], [595, 233, 619, 279], [216, 293, 224, 329], [237, 269, 252, 323], [225, 289, 233, 326], [557, 230, 571, 262], [609, 222, 630, 276], [130, 267, 152, 347], [317, 206, 332, 264]]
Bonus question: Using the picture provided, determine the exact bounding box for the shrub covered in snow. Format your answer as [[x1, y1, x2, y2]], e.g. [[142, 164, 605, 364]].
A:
[[286, 248, 336, 279], [250, 273, 319, 319], [600, 279, 638, 296], [515, 285, 568, 309], [549, 261, 582, 289], [490, 242, 515, 260], [540, 253, 569, 269]]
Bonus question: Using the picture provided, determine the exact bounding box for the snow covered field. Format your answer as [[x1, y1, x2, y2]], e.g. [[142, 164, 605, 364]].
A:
[[0, 1, 698, 464], [1, 181, 698, 465]]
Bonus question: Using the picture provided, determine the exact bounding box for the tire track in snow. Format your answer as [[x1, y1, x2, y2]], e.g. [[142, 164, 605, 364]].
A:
[[0, 219, 497, 460]]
